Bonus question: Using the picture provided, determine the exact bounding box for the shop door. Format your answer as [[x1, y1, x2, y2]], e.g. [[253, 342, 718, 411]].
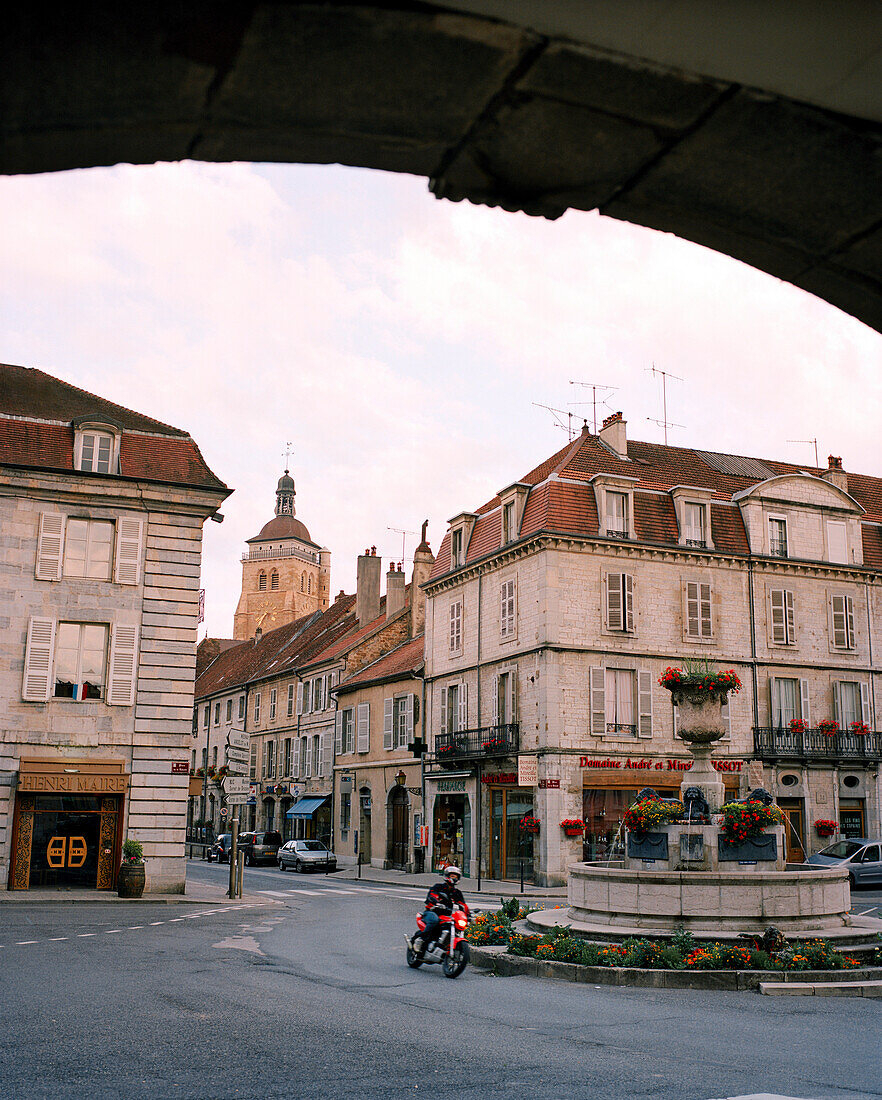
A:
[[490, 788, 534, 881], [389, 788, 408, 868], [839, 800, 865, 838], [13, 795, 120, 889], [777, 798, 805, 863], [358, 789, 372, 865]]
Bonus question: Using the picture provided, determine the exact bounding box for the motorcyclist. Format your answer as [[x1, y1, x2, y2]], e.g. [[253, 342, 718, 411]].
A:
[[411, 865, 469, 957]]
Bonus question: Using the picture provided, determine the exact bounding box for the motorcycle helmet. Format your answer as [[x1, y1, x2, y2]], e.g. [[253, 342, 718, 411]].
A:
[[444, 865, 461, 882]]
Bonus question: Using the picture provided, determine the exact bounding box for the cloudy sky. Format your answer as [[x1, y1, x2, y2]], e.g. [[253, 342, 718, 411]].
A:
[[2, 161, 879, 638]]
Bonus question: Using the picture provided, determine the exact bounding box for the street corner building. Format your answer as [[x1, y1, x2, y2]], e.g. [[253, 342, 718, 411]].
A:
[[424, 412, 882, 887], [0, 363, 229, 894]]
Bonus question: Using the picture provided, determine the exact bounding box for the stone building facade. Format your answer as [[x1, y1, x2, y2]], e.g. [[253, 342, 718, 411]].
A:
[[424, 414, 882, 886], [1, 364, 228, 892]]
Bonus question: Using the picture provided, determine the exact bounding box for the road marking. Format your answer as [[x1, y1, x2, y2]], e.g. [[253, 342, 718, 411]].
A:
[[105, 930, 122, 934], [856, 907, 875, 915], [149, 921, 165, 926], [127, 926, 144, 930], [258, 890, 294, 898], [169, 918, 185, 922], [78, 933, 96, 937], [288, 889, 324, 896], [16, 940, 38, 945], [49, 937, 68, 941]]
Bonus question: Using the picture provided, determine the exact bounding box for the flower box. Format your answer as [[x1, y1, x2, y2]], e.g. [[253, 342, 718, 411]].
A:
[[849, 722, 870, 736], [788, 719, 807, 734], [560, 819, 585, 837], [817, 719, 839, 736], [519, 816, 541, 834], [814, 819, 837, 837]]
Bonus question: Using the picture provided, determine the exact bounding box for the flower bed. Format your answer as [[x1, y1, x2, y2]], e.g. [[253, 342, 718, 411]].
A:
[[622, 798, 684, 833], [718, 799, 783, 845]]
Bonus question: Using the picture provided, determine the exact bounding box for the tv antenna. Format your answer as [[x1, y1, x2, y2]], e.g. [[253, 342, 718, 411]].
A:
[[646, 365, 684, 445], [386, 526, 415, 565], [533, 402, 576, 441], [787, 438, 819, 468], [569, 381, 618, 434]]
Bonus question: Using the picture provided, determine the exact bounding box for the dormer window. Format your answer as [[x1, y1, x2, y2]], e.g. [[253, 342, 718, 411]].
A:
[[73, 419, 121, 475], [502, 501, 516, 544], [769, 516, 788, 558], [451, 528, 464, 568], [683, 503, 707, 548], [606, 492, 629, 539]]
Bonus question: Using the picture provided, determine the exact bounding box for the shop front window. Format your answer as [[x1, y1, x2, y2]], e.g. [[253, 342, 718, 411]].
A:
[[582, 788, 639, 861]]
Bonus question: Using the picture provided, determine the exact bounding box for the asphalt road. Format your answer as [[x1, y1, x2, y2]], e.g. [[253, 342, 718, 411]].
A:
[[0, 863, 878, 1100]]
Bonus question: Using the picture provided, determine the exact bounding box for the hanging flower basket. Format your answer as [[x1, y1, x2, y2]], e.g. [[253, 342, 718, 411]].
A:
[[814, 819, 837, 837], [817, 719, 839, 737], [519, 816, 541, 834], [560, 819, 585, 837]]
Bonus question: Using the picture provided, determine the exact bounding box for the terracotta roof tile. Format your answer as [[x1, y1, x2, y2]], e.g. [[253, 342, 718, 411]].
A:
[[336, 635, 424, 692]]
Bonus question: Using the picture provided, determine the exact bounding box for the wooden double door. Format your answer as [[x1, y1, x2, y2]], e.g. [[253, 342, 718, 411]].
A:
[[10, 794, 121, 889], [489, 787, 534, 881]]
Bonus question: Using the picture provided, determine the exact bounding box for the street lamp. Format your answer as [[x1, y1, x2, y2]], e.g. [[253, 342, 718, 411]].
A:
[[395, 770, 406, 786]]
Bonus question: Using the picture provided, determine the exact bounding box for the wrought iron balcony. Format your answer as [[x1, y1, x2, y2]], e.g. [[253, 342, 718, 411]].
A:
[[432, 723, 519, 766], [753, 726, 882, 763]]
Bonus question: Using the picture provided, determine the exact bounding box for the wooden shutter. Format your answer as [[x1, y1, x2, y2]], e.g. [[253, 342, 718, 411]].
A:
[[335, 710, 343, 755], [403, 694, 414, 747], [831, 595, 854, 648], [637, 669, 652, 737], [799, 679, 811, 727], [607, 574, 622, 630], [384, 698, 394, 749], [321, 732, 332, 777], [860, 682, 870, 725], [687, 582, 712, 637], [770, 589, 785, 643], [492, 676, 499, 725], [296, 682, 303, 715], [509, 669, 518, 722], [36, 513, 65, 581], [292, 737, 301, 776], [439, 687, 447, 736], [590, 666, 605, 735], [357, 702, 370, 752], [304, 738, 312, 777], [107, 624, 138, 706], [22, 617, 55, 701], [826, 521, 848, 563], [114, 517, 144, 585], [458, 682, 468, 732], [624, 574, 634, 632]]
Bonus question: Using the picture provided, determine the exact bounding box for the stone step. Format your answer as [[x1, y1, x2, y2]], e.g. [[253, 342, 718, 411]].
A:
[[759, 980, 882, 997]]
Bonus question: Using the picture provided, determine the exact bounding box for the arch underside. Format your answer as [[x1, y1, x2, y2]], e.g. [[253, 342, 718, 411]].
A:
[[3, 4, 881, 332]]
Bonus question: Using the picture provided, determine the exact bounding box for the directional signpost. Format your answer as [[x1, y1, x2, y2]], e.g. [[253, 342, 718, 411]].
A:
[[223, 794, 248, 805], [223, 777, 250, 796], [224, 733, 250, 899]]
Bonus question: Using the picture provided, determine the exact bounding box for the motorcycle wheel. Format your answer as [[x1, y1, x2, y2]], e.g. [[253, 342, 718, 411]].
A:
[[442, 943, 469, 979], [406, 941, 424, 969]]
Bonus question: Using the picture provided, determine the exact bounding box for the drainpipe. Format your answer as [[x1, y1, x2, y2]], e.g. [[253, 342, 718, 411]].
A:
[[747, 555, 760, 729]]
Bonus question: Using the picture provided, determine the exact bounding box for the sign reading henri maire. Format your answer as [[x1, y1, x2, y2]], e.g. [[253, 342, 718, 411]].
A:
[[19, 772, 128, 793]]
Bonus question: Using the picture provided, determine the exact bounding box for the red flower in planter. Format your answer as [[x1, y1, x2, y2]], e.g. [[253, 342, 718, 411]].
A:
[[789, 718, 807, 734], [817, 719, 839, 736], [849, 721, 870, 736]]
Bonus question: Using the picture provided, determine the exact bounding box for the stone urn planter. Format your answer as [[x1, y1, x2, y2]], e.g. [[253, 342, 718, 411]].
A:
[[117, 838, 145, 898]]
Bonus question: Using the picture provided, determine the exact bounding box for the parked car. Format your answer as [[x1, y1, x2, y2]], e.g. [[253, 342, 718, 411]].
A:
[[278, 839, 337, 874], [237, 831, 282, 866], [806, 838, 882, 886], [206, 833, 232, 863]]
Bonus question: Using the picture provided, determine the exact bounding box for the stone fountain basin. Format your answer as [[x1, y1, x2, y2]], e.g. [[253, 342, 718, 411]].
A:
[[567, 863, 851, 933]]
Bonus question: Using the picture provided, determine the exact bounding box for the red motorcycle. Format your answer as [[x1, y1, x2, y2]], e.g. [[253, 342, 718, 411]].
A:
[[405, 904, 471, 978]]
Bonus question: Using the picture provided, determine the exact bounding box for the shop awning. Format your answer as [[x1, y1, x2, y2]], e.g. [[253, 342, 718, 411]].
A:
[[286, 796, 329, 819]]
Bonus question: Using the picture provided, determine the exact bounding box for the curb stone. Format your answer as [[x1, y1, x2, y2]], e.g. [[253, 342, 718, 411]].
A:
[[470, 945, 882, 992]]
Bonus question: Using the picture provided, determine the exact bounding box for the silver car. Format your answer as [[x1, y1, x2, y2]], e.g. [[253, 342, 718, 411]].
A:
[[278, 839, 337, 873], [806, 838, 882, 887]]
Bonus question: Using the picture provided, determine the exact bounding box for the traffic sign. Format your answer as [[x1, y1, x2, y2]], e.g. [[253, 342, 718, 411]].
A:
[[227, 732, 249, 752], [219, 807, 228, 817], [225, 747, 249, 764], [223, 777, 249, 795], [223, 794, 248, 806], [224, 761, 249, 777]]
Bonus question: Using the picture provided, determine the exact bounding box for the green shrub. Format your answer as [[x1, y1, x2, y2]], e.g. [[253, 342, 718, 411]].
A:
[[122, 838, 144, 864]]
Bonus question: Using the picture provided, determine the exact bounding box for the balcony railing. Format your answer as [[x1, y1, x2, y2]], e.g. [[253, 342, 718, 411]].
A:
[[241, 545, 321, 564], [432, 723, 519, 765], [753, 727, 882, 763]]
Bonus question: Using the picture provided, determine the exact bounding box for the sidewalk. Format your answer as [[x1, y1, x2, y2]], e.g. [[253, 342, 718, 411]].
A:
[[333, 861, 568, 903], [0, 881, 269, 906]]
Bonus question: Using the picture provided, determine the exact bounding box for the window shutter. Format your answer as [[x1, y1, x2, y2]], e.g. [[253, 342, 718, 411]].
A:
[[637, 669, 652, 737], [439, 687, 447, 736], [335, 710, 343, 755], [770, 589, 785, 643], [22, 617, 55, 701], [384, 698, 394, 749], [785, 591, 795, 644], [625, 574, 634, 632], [107, 624, 139, 706], [831, 595, 854, 648], [357, 702, 370, 752], [686, 582, 699, 637], [404, 694, 414, 745], [458, 682, 468, 732], [114, 517, 144, 585], [321, 732, 332, 777], [799, 679, 811, 727], [296, 682, 303, 715], [292, 737, 301, 776], [492, 677, 499, 725], [860, 682, 870, 725], [305, 738, 312, 777], [833, 682, 841, 725], [607, 574, 622, 630], [769, 679, 777, 726], [510, 669, 518, 722], [699, 583, 711, 637], [590, 667, 605, 735], [36, 513, 65, 581], [845, 596, 855, 648]]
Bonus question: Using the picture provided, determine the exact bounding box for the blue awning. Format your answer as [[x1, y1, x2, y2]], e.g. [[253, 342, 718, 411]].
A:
[[286, 796, 329, 819]]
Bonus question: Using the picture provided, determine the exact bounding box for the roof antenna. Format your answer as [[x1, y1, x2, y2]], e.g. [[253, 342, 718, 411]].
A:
[[646, 365, 684, 445], [787, 438, 819, 468], [533, 402, 575, 441], [569, 381, 618, 434], [386, 526, 415, 565], [282, 441, 293, 472]]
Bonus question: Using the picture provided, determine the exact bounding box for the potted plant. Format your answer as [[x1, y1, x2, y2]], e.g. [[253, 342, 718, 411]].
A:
[[560, 818, 585, 837], [814, 819, 837, 838], [719, 800, 783, 847], [117, 838, 146, 898], [519, 815, 541, 834], [622, 798, 683, 836], [788, 718, 807, 734], [849, 721, 870, 736], [817, 719, 839, 736], [659, 661, 742, 744]]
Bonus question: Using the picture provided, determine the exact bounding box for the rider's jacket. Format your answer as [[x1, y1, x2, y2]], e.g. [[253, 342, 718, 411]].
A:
[[424, 880, 469, 916]]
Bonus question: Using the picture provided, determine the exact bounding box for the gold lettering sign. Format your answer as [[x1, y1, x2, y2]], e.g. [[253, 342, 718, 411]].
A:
[[20, 774, 127, 794], [47, 837, 67, 868]]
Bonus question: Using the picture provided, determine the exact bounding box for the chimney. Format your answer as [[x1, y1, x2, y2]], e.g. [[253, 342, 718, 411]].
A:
[[821, 455, 848, 493], [599, 411, 627, 457], [356, 546, 381, 625], [409, 520, 435, 638], [386, 563, 406, 619]]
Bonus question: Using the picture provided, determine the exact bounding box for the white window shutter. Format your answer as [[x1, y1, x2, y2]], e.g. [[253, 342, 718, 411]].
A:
[[114, 518, 144, 586], [510, 669, 518, 722], [637, 669, 652, 737], [321, 732, 332, 777], [305, 738, 312, 777], [833, 682, 841, 725], [357, 702, 370, 752], [22, 617, 55, 701], [686, 582, 699, 636], [625, 574, 634, 632], [607, 574, 622, 630], [492, 677, 499, 725], [769, 679, 777, 726], [845, 596, 855, 648], [384, 698, 394, 750], [439, 687, 447, 736], [404, 694, 414, 744], [785, 591, 795, 644], [799, 679, 811, 727], [296, 682, 303, 715], [860, 682, 870, 725], [335, 710, 343, 755], [770, 589, 785, 642], [699, 583, 711, 637], [458, 682, 468, 732], [36, 513, 65, 581], [292, 737, 301, 776], [590, 666, 605, 735], [107, 624, 139, 706]]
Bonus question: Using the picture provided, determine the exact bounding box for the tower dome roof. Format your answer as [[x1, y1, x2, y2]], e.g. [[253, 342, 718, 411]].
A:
[[277, 471, 295, 492], [248, 515, 316, 545]]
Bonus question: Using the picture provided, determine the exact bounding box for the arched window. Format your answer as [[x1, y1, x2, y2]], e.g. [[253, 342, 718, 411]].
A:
[[307, 575, 312, 594], [300, 574, 305, 592], [270, 571, 279, 590], [258, 572, 267, 591]]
